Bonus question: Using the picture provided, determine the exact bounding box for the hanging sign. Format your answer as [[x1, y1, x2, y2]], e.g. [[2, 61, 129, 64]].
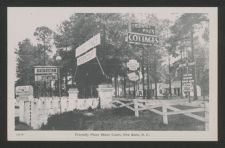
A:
[[128, 72, 139, 82], [127, 59, 140, 71], [77, 48, 96, 66], [127, 32, 159, 45], [75, 33, 101, 57]]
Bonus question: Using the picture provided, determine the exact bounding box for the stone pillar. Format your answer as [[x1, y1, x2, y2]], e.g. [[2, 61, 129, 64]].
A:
[[97, 84, 114, 109], [68, 88, 79, 99]]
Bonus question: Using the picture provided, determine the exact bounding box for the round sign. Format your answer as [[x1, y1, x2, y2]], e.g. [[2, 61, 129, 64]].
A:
[[128, 72, 139, 82], [127, 59, 140, 71]]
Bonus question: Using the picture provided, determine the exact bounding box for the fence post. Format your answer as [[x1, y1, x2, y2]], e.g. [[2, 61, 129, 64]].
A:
[[162, 104, 168, 124], [204, 102, 209, 130], [134, 99, 139, 117]]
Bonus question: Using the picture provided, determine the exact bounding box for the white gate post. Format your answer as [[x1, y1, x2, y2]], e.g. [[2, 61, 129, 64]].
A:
[[162, 104, 168, 124], [134, 99, 139, 117], [97, 84, 113, 109]]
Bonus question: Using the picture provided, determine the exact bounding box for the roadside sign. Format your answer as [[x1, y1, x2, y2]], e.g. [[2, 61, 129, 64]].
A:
[[77, 48, 96, 66], [34, 66, 58, 75], [16, 85, 33, 100], [131, 23, 155, 35], [179, 62, 195, 68], [35, 74, 58, 82], [127, 32, 159, 45], [128, 72, 139, 82], [127, 59, 140, 71], [75, 33, 100, 57], [34, 66, 59, 82]]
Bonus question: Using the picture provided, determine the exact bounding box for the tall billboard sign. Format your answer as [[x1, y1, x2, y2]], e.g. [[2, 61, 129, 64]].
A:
[[127, 23, 158, 46]]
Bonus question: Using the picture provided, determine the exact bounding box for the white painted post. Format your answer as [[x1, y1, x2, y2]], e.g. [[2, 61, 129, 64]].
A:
[[162, 104, 168, 124], [204, 102, 209, 131], [134, 100, 139, 117]]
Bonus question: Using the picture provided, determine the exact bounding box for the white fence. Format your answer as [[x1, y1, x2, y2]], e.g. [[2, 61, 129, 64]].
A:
[[17, 97, 99, 129], [111, 98, 209, 130]]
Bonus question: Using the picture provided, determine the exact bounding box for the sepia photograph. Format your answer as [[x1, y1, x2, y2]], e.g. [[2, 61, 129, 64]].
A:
[[7, 7, 218, 141]]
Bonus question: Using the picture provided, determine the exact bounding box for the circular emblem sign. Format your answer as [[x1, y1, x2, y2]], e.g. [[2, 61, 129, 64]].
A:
[[128, 72, 139, 82], [127, 59, 140, 71]]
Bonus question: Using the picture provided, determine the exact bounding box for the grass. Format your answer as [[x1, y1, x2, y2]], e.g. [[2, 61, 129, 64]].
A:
[[40, 107, 205, 131], [15, 117, 33, 130]]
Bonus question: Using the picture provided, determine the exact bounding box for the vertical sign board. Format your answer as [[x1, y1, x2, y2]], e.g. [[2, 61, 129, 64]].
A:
[[182, 73, 194, 93], [77, 48, 96, 66], [16, 85, 33, 101], [75, 33, 101, 57]]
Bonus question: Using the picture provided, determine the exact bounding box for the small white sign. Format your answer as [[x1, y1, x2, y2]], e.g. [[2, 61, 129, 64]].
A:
[[77, 48, 96, 66], [75, 33, 100, 57], [16, 85, 33, 100], [127, 59, 140, 71], [128, 72, 139, 81], [34, 66, 58, 74]]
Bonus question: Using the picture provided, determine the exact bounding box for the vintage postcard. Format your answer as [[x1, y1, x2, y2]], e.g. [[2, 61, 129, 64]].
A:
[[7, 7, 218, 141]]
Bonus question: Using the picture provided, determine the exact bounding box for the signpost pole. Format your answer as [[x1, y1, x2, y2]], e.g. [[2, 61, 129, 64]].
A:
[[58, 67, 61, 97]]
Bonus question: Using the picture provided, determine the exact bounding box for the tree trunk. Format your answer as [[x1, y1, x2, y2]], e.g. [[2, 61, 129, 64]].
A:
[[114, 76, 117, 98], [123, 75, 126, 98]]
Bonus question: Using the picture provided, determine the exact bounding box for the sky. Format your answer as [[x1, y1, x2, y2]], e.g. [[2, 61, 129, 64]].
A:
[[8, 7, 180, 52], [7, 7, 210, 82]]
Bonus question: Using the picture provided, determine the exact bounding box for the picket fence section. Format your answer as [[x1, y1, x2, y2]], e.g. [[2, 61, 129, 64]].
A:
[[18, 97, 99, 129]]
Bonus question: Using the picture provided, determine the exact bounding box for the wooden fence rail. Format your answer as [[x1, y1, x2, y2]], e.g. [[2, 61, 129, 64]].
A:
[[111, 98, 209, 130]]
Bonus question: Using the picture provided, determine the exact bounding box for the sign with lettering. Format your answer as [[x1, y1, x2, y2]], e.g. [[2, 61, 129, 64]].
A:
[[35, 74, 58, 82], [179, 62, 195, 68], [16, 85, 33, 100], [127, 32, 159, 45], [34, 66, 59, 82], [182, 73, 193, 92], [34, 66, 58, 75], [127, 59, 140, 71], [128, 72, 139, 82], [131, 23, 155, 35], [75, 33, 100, 57], [77, 48, 96, 66]]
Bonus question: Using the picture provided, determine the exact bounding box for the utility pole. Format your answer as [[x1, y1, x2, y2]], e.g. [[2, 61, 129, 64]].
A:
[[141, 51, 145, 99], [154, 47, 157, 99], [168, 54, 172, 97], [180, 47, 183, 98], [147, 48, 150, 99], [191, 28, 198, 100]]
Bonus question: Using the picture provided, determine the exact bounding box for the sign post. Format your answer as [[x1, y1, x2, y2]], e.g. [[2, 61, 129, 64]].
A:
[[34, 66, 60, 97], [126, 23, 158, 99]]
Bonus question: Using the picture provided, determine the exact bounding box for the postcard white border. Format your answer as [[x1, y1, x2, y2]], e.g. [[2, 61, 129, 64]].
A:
[[7, 7, 218, 141]]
